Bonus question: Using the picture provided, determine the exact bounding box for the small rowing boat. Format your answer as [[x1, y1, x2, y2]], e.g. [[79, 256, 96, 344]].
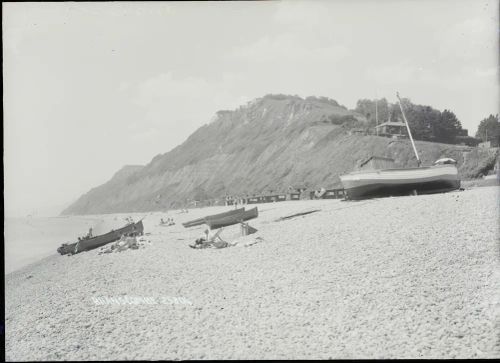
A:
[[205, 207, 258, 230], [182, 208, 245, 228], [57, 221, 144, 255]]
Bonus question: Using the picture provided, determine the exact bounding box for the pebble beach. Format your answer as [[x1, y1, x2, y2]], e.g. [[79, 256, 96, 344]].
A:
[[5, 186, 500, 360]]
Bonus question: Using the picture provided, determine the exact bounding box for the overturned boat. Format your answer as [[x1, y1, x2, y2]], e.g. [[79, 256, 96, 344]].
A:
[[57, 220, 144, 255], [340, 92, 461, 200], [205, 207, 259, 230]]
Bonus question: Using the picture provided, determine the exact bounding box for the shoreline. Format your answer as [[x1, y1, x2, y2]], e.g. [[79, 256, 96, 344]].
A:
[[6, 181, 496, 276], [5, 186, 500, 360]]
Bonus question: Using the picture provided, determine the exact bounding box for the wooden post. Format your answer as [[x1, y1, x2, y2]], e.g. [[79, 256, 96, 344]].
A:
[[396, 92, 421, 167], [240, 222, 257, 236]]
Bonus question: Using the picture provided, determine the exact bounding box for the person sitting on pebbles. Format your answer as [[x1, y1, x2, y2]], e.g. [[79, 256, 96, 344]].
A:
[[200, 229, 210, 243], [191, 229, 211, 248], [191, 228, 228, 249]]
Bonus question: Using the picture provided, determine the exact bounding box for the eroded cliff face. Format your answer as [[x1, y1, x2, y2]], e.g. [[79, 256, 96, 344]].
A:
[[62, 94, 488, 215]]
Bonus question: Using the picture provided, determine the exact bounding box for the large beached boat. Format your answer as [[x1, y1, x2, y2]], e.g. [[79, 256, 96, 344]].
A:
[[340, 93, 461, 200], [57, 220, 144, 255], [340, 164, 460, 200]]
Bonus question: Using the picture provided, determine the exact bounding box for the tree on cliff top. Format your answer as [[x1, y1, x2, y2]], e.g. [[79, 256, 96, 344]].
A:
[[355, 98, 390, 127], [435, 110, 463, 144], [359, 98, 464, 144], [475, 114, 499, 142]]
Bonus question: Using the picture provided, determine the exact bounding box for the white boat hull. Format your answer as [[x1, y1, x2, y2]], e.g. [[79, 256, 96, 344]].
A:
[[340, 165, 460, 200]]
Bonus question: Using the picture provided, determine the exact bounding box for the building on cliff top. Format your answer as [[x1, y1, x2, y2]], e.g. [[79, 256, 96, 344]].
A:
[[375, 121, 408, 138]]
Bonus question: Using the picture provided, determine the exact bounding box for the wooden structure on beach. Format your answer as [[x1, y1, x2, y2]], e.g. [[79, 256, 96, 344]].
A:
[[309, 188, 345, 199], [324, 189, 346, 199], [246, 194, 288, 204], [246, 196, 261, 204]]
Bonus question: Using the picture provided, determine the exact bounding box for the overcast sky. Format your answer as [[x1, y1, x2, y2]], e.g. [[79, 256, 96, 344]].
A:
[[3, 0, 498, 217]]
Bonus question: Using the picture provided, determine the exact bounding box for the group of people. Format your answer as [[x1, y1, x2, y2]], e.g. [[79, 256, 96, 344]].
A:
[[78, 227, 93, 242], [160, 217, 175, 226]]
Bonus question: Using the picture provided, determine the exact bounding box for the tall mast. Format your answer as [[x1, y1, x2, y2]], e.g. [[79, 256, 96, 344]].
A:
[[375, 99, 379, 136], [396, 92, 421, 167]]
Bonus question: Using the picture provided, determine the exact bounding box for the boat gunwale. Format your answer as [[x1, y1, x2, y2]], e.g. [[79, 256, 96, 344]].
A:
[[340, 164, 458, 177]]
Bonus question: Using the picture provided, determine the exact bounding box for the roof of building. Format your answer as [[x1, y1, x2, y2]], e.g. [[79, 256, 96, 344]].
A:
[[375, 121, 406, 128]]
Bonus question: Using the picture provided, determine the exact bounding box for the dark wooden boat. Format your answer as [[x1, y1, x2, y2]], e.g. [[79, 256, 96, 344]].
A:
[[57, 221, 144, 255], [182, 208, 245, 228], [206, 207, 258, 230], [181, 218, 205, 228], [204, 208, 246, 225]]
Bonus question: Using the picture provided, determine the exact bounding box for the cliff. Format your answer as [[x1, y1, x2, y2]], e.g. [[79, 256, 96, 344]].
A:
[[62, 94, 495, 215]]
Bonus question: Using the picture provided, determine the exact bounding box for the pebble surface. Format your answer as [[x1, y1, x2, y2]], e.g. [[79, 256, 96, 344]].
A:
[[5, 186, 500, 360]]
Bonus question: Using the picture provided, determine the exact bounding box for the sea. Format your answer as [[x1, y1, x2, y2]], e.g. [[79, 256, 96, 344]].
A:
[[4, 214, 144, 274]]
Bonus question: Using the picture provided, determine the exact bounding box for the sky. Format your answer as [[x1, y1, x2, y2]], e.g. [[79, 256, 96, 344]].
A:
[[3, 0, 498, 217]]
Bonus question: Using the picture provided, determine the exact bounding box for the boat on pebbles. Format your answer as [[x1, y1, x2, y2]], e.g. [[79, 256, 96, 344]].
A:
[[182, 208, 245, 228], [205, 207, 259, 230], [340, 164, 460, 200], [340, 92, 461, 200], [57, 220, 144, 255]]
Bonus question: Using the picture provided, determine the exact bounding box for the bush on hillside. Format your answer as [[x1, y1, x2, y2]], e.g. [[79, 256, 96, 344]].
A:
[[327, 114, 359, 125]]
